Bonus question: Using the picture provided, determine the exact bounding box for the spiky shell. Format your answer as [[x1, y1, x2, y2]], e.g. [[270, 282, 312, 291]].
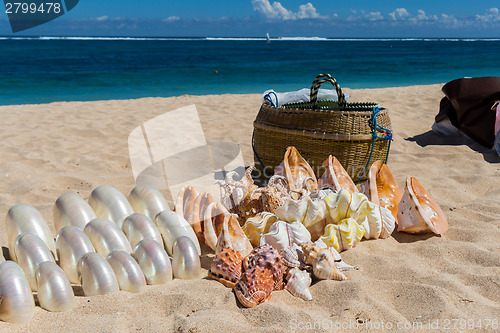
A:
[[208, 247, 243, 288], [242, 244, 284, 291], [286, 268, 312, 301], [234, 266, 274, 308]]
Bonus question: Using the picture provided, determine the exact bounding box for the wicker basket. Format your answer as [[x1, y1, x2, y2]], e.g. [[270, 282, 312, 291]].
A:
[[252, 74, 392, 183]]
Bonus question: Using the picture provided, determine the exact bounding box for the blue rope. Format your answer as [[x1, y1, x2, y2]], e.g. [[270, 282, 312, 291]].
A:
[[355, 107, 393, 184], [263, 91, 278, 107]]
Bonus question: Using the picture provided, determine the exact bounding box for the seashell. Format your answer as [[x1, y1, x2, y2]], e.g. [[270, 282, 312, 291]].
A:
[[242, 212, 277, 247], [319, 155, 358, 193], [15, 232, 56, 291], [56, 226, 95, 284], [189, 192, 215, 242], [128, 184, 169, 220], [35, 261, 74, 312], [53, 192, 96, 231], [216, 167, 259, 215], [234, 265, 274, 308], [133, 239, 172, 285], [260, 220, 311, 252], [88, 185, 134, 228], [319, 219, 365, 252], [122, 213, 164, 250], [314, 239, 358, 272], [107, 250, 146, 293], [280, 243, 311, 271], [6, 204, 57, 262], [78, 252, 120, 296], [172, 236, 202, 280], [0, 261, 35, 323], [254, 176, 292, 214], [215, 214, 253, 257], [310, 248, 347, 281], [174, 185, 199, 222], [397, 177, 448, 235], [84, 218, 133, 257], [360, 161, 402, 223], [286, 268, 312, 301], [274, 146, 318, 193], [202, 202, 227, 251], [207, 247, 243, 288], [242, 244, 285, 291], [154, 210, 201, 255]]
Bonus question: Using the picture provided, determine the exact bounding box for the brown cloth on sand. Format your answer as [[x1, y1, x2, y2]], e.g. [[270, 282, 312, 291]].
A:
[[435, 77, 500, 148]]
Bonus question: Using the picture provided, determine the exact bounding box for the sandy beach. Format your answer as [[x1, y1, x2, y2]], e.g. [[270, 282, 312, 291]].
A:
[[0, 84, 498, 332]]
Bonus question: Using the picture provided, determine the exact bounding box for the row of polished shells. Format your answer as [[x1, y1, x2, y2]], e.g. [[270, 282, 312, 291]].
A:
[[0, 184, 201, 324]]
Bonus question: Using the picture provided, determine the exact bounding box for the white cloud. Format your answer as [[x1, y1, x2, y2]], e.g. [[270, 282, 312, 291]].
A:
[[252, 0, 323, 20], [476, 8, 500, 23], [365, 12, 383, 22], [163, 16, 180, 23], [389, 8, 410, 21], [95, 16, 109, 22]]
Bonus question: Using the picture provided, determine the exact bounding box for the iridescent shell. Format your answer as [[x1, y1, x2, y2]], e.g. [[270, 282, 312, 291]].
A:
[[6, 204, 57, 262], [172, 236, 202, 280], [84, 218, 133, 257], [302, 243, 347, 281], [260, 220, 311, 252], [242, 212, 277, 247], [56, 226, 95, 284], [234, 266, 274, 308], [53, 192, 96, 231], [319, 219, 365, 252], [154, 210, 201, 255], [35, 261, 74, 312], [242, 244, 284, 291], [280, 243, 311, 271], [133, 239, 172, 285], [88, 185, 134, 228], [208, 247, 243, 288], [107, 250, 146, 293], [122, 213, 164, 250], [318, 155, 358, 193], [397, 177, 448, 235], [128, 184, 169, 220], [0, 261, 34, 323], [78, 252, 120, 296], [286, 268, 312, 301], [274, 146, 318, 193], [215, 214, 253, 257]]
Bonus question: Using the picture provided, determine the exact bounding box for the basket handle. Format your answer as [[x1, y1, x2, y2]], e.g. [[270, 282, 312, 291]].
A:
[[310, 73, 346, 108]]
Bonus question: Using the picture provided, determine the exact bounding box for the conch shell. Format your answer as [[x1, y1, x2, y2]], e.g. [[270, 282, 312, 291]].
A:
[[215, 214, 253, 257], [189, 192, 215, 242], [242, 212, 277, 247], [260, 221, 311, 252], [280, 243, 311, 271], [174, 185, 199, 223], [318, 155, 358, 193], [274, 147, 318, 193], [397, 177, 448, 235], [286, 268, 312, 301], [203, 202, 227, 251], [319, 219, 365, 252], [302, 243, 347, 281], [360, 161, 402, 223], [234, 265, 274, 308], [208, 247, 243, 288]]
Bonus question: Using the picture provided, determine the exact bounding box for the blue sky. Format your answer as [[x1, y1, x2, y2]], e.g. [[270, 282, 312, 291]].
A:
[[1, 0, 500, 37]]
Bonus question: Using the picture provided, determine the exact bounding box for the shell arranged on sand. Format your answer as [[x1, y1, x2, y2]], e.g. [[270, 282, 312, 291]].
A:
[[242, 212, 277, 247], [215, 214, 253, 257], [302, 243, 347, 281], [154, 210, 201, 255], [360, 161, 403, 224], [174, 185, 199, 224], [250, 175, 292, 214], [319, 219, 365, 252], [280, 243, 311, 271], [243, 244, 285, 291], [56, 226, 96, 284], [318, 155, 358, 193], [234, 265, 274, 308], [203, 202, 227, 251], [397, 176, 448, 235], [286, 268, 312, 301], [107, 250, 147, 293], [314, 239, 358, 272], [208, 247, 243, 288], [274, 147, 318, 193], [0, 261, 35, 324], [78, 252, 120, 296], [172, 236, 202, 280], [122, 213, 164, 250], [6, 204, 57, 262], [88, 185, 134, 228], [189, 192, 215, 242], [133, 239, 172, 285], [35, 261, 74, 312], [14, 232, 56, 291], [260, 220, 311, 252], [84, 218, 133, 257], [54, 193, 96, 231], [128, 184, 169, 221], [216, 167, 259, 220], [275, 194, 328, 236]]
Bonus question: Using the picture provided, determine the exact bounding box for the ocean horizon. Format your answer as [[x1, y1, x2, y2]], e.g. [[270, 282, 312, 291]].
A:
[[1, 36, 499, 105]]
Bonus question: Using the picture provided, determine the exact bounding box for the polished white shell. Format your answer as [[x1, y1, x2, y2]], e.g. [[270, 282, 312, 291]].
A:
[[122, 213, 164, 250], [0, 261, 35, 324], [78, 252, 120, 296], [54, 192, 96, 231], [171, 236, 201, 280], [133, 239, 172, 285], [56, 226, 96, 284], [286, 268, 313, 301], [88, 185, 134, 228], [6, 204, 57, 262], [128, 184, 169, 220], [35, 261, 74, 312], [107, 250, 146, 293], [15, 232, 56, 291], [260, 221, 312, 252], [154, 210, 201, 256], [84, 218, 133, 257]]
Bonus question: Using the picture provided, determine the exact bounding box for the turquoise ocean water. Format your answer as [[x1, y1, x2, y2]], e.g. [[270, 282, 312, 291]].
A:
[[0, 37, 499, 105]]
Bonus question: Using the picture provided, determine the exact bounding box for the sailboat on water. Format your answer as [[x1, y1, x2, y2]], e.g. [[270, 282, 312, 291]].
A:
[[266, 33, 271, 44]]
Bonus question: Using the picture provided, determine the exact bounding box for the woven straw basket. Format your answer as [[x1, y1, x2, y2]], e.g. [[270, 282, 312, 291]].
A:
[[252, 74, 392, 183]]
